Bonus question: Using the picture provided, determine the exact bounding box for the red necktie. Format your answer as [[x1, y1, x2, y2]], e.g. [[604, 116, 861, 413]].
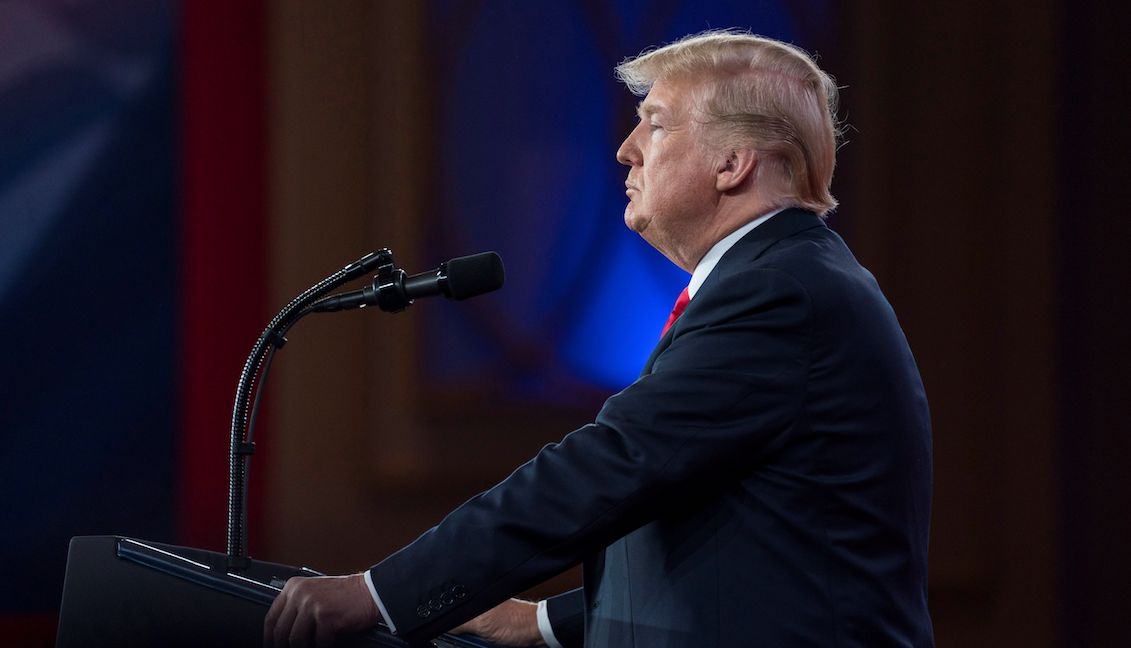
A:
[[660, 287, 691, 338]]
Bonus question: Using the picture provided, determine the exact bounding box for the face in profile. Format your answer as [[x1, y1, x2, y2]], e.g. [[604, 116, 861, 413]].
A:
[[616, 75, 721, 265]]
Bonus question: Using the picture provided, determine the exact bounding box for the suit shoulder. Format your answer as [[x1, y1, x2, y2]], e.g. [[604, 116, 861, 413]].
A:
[[720, 227, 859, 289]]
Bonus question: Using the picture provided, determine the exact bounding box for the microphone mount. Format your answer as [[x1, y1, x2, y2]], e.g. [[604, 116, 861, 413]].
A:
[[225, 248, 392, 572], [226, 247, 503, 572], [308, 251, 413, 314], [225, 247, 503, 572]]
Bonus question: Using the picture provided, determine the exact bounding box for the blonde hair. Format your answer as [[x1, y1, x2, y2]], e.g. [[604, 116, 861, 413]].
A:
[[615, 29, 841, 215]]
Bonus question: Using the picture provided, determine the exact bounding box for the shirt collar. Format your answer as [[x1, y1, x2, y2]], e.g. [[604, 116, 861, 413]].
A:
[[687, 207, 784, 299]]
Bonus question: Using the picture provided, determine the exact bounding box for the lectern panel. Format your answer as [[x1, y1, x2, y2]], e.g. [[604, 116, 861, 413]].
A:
[[57, 536, 496, 648]]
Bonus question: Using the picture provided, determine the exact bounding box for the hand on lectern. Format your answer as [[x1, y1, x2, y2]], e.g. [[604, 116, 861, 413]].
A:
[[264, 573, 380, 647], [451, 598, 547, 647]]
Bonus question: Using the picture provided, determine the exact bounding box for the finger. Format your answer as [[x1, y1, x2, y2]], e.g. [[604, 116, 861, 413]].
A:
[[289, 604, 316, 648], [264, 588, 289, 647], [314, 619, 335, 648], [450, 619, 476, 636], [273, 591, 301, 647]]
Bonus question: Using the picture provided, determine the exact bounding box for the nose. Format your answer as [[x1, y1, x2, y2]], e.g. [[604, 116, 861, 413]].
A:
[[616, 125, 641, 167]]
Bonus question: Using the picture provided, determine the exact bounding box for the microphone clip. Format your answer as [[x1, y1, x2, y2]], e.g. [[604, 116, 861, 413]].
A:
[[308, 248, 412, 313], [374, 256, 411, 313]]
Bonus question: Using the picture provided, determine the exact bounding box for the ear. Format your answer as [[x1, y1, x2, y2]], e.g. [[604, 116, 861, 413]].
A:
[[715, 147, 757, 192]]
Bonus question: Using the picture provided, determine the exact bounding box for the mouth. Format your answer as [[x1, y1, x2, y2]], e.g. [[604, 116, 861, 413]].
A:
[[625, 182, 639, 195]]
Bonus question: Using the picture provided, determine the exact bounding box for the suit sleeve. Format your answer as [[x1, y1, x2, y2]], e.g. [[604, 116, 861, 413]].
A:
[[544, 588, 584, 648], [366, 267, 811, 645]]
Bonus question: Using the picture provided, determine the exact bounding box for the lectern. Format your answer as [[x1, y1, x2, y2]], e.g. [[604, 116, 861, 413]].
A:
[[57, 536, 495, 648]]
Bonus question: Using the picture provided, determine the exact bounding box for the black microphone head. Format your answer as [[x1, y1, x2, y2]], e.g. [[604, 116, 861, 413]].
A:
[[445, 251, 505, 300]]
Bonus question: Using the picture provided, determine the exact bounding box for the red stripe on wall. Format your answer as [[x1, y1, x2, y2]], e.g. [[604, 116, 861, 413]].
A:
[[178, 0, 269, 554]]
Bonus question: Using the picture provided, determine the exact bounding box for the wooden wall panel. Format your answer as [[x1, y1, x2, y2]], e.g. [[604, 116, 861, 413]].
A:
[[843, 2, 1060, 646]]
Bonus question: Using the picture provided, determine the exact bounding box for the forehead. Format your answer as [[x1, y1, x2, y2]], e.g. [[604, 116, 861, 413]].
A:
[[635, 75, 703, 119]]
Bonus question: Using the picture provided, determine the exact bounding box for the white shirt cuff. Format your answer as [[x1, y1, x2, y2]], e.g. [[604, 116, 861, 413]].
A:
[[363, 570, 398, 634], [536, 599, 564, 648]]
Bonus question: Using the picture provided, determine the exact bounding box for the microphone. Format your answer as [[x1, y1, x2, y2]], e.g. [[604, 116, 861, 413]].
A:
[[311, 251, 504, 313]]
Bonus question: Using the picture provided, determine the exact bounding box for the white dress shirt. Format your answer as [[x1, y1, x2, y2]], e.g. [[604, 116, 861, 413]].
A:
[[687, 207, 782, 299]]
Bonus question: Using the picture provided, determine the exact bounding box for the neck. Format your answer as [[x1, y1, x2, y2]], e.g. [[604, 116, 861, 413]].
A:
[[676, 195, 781, 272]]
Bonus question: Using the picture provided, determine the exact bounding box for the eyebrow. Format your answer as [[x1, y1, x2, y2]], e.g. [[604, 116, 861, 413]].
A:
[[636, 102, 667, 119]]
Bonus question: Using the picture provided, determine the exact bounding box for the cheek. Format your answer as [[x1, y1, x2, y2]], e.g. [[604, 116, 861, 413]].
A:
[[642, 161, 673, 198], [647, 164, 694, 208]]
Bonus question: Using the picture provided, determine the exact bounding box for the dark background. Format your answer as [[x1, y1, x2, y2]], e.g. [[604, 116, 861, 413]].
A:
[[1, 1, 1128, 646]]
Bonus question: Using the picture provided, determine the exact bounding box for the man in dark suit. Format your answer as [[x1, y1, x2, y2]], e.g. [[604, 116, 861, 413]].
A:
[[265, 30, 933, 647]]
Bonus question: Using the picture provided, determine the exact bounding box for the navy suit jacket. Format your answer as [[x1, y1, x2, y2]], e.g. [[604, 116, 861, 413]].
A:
[[369, 209, 934, 647]]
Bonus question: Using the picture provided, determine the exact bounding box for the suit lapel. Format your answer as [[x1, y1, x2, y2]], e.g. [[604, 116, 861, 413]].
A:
[[640, 327, 674, 376], [638, 209, 825, 376]]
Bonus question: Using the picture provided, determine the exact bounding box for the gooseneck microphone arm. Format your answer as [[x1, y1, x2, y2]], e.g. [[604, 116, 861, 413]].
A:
[[225, 248, 504, 572], [226, 249, 388, 571]]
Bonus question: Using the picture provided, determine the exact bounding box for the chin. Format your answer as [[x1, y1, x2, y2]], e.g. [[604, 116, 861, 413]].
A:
[[624, 208, 648, 233]]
